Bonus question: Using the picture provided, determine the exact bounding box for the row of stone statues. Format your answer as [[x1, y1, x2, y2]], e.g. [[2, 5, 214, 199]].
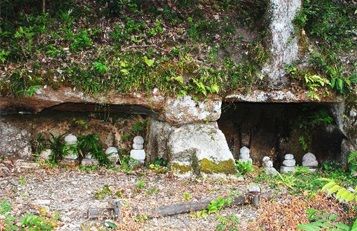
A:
[[238, 146, 319, 175]]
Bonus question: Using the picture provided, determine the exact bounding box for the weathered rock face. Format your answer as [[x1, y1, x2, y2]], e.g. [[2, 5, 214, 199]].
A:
[[168, 123, 236, 175], [262, 0, 301, 87], [145, 120, 174, 163], [0, 119, 32, 159], [146, 119, 236, 175], [332, 100, 357, 166], [0, 88, 221, 126], [161, 96, 222, 125]]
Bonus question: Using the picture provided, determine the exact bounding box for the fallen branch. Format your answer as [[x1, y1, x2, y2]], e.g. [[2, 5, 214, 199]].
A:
[[148, 195, 249, 218]]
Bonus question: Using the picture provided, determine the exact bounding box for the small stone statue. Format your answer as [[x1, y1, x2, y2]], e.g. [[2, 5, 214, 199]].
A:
[[302, 152, 318, 171], [39, 149, 52, 161], [280, 154, 296, 173], [130, 136, 146, 163], [105, 147, 119, 165], [262, 156, 278, 176], [64, 134, 78, 160], [239, 146, 252, 164]]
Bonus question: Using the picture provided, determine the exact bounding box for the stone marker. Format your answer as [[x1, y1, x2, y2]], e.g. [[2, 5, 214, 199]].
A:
[[64, 134, 78, 160], [64, 134, 77, 145], [280, 154, 296, 173], [39, 149, 52, 160], [302, 152, 318, 171], [262, 156, 279, 176], [105, 147, 119, 165], [130, 136, 146, 163], [239, 146, 252, 164]]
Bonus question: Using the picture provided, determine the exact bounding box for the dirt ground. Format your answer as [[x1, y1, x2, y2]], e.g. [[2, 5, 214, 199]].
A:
[[0, 164, 355, 231]]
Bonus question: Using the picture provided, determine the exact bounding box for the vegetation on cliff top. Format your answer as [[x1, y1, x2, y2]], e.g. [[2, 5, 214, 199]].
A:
[[0, 0, 355, 98]]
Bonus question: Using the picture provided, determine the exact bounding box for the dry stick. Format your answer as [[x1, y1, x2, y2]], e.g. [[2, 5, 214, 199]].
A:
[[147, 195, 249, 219]]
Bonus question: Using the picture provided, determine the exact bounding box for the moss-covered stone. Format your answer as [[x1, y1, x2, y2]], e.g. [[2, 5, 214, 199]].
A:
[[170, 162, 192, 174], [198, 158, 237, 174]]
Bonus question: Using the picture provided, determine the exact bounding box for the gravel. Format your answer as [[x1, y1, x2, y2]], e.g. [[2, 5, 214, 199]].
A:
[[0, 167, 260, 230]]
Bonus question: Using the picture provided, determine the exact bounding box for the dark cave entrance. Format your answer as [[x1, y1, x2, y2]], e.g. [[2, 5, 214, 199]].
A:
[[218, 102, 344, 166]]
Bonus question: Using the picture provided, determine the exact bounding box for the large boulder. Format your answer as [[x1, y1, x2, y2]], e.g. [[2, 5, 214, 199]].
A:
[[168, 123, 236, 175], [161, 96, 221, 125], [0, 119, 32, 159]]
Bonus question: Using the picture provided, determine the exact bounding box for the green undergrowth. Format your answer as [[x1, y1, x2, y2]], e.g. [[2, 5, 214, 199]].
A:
[[0, 0, 269, 97], [297, 209, 356, 231], [0, 199, 60, 231], [290, 0, 357, 99], [256, 163, 357, 196]]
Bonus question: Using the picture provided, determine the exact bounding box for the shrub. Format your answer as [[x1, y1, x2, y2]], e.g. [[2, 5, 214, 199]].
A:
[[235, 160, 253, 176]]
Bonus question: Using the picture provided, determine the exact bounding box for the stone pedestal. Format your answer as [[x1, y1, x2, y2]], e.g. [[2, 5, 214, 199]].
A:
[[280, 154, 296, 173]]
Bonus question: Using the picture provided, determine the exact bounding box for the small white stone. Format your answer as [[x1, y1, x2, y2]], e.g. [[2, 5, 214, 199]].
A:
[[64, 134, 77, 145], [240, 146, 250, 157], [39, 149, 52, 160], [284, 154, 294, 160], [132, 143, 143, 150], [130, 150, 146, 163], [283, 159, 296, 167], [133, 136, 144, 145], [262, 156, 270, 162], [108, 154, 119, 165], [280, 166, 295, 173], [302, 160, 318, 167], [239, 152, 250, 159], [302, 152, 316, 162], [248, 183, 261, 193], [105, 147, 118, 155]]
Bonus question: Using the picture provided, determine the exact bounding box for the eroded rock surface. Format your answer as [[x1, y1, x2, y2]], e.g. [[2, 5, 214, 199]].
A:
[[162, 96, 221, 125], [0, 119, 32, 159], [168, 122, 236, 175]]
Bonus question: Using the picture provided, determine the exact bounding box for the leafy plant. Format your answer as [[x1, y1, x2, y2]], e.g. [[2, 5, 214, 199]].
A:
[[20, 213, 54, 231], [321, 180, 357, 203], [0, 199, 12, 215], [92, 61, 108, 74], [207, 197, 233, 214], [303, 74, 330, 100], [0, 49, 9, 63], [135, 179, 146, 191], [48, 134, 66, 164], [235, 160, 253, 176], [216, 214, 240, 231], [148, 19, 164, 37], [77, 134, 110, 166], [70, 30, 92, 51], [149, 157, 168, 173], [297, 209, 351, 231], [119, 155, 140, 173], [95, 185, 112, 200], [183, 192, 192, 201]]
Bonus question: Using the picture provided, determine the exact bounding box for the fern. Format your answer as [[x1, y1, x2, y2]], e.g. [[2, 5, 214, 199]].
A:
[[321, 180, 357, 203], [298, 209, 351, 231]]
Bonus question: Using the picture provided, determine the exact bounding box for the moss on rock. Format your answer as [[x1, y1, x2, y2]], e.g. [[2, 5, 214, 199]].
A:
[[198, 158, 237, 174], [170, 162, 192, 174]]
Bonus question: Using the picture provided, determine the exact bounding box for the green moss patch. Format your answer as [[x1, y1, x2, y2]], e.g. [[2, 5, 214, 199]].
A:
[[170, 162, 192, 174], [199, 158, 237, 175]]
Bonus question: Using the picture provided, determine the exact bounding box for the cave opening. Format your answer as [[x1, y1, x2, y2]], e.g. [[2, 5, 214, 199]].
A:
[[218, 102, 344, 166]]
